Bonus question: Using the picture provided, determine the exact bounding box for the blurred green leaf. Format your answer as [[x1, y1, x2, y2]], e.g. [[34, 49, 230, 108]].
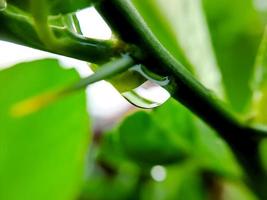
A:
[[80, 131, 140, 200], [96, 129, 135, 169], [132, 0, 223, 96], [192, 118, 242, 178], [132, 0, 190, 70], [118, 99, 241, 177], [157, 100, 241, 178], [81, 167, 138, 200], [8, 0, 92, 15], [119, 110, 188, 165], [203, 0, 265, 112], [118, 99, 196, 165], [252, 28, 267, 89], [0, 59, 90, 200]]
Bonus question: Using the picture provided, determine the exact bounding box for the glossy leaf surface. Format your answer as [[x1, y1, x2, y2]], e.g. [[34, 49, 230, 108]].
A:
[[0, 59, 90, 200]]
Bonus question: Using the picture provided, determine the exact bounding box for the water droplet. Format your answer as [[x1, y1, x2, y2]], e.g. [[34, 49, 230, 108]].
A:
[[65, 10, 170, 109], [0, 0, 7, 11], [122, 65, 171, 109]]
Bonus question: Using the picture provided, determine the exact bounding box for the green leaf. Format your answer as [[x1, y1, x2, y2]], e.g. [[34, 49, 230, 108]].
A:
[[252, 27, 267, 90], [119, 111, 188, 165], [203, 0, 265, 112], [118, 99, 193, 165], [157, 100, 241, 178], [118, 99, 241, 177], [80, 131, 140, 200], [97, 129, 132, 169], [81, 170, 138, 200], [8, 0, 92, 15], [132, 0, 223, 96], [0, 59, 90, 200], [192, 118, 242, 178]]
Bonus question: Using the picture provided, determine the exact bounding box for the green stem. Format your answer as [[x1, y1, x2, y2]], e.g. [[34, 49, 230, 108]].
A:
[[68, 54, 135, 91], [94, 0, 267, 198], [0, 6, 123, 64], [12, 55, 134, 117]]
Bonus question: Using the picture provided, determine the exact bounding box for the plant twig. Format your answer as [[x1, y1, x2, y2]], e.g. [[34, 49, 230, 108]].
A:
[[11, 54, 134, 117]]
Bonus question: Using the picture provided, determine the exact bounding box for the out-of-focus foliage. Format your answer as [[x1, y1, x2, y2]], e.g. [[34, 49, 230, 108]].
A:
[[119, 111, 188, 165], [0, 59, 90, 200], [80, 99, 256, 200], [203, 0, 265, 112], [132, 0, 223, 96], [118, 99, 241, 177], [8, 0, 92, 15]]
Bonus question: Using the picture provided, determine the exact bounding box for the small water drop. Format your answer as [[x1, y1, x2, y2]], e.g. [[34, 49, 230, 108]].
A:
[[122, 65, 171, 109], [0, 0, 7, 11], [71, 10, 170, 109]]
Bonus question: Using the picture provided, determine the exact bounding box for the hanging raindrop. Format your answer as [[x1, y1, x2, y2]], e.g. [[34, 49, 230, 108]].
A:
[[63, 8, 171, 109], [0, 0, 7, 11], [122, 65, 171, 109], [123, 81, 171, 109]]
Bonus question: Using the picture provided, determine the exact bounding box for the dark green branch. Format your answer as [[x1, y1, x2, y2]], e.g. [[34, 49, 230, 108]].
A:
[[94, 0, 267, 198], [95, 0, 266, 142]]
